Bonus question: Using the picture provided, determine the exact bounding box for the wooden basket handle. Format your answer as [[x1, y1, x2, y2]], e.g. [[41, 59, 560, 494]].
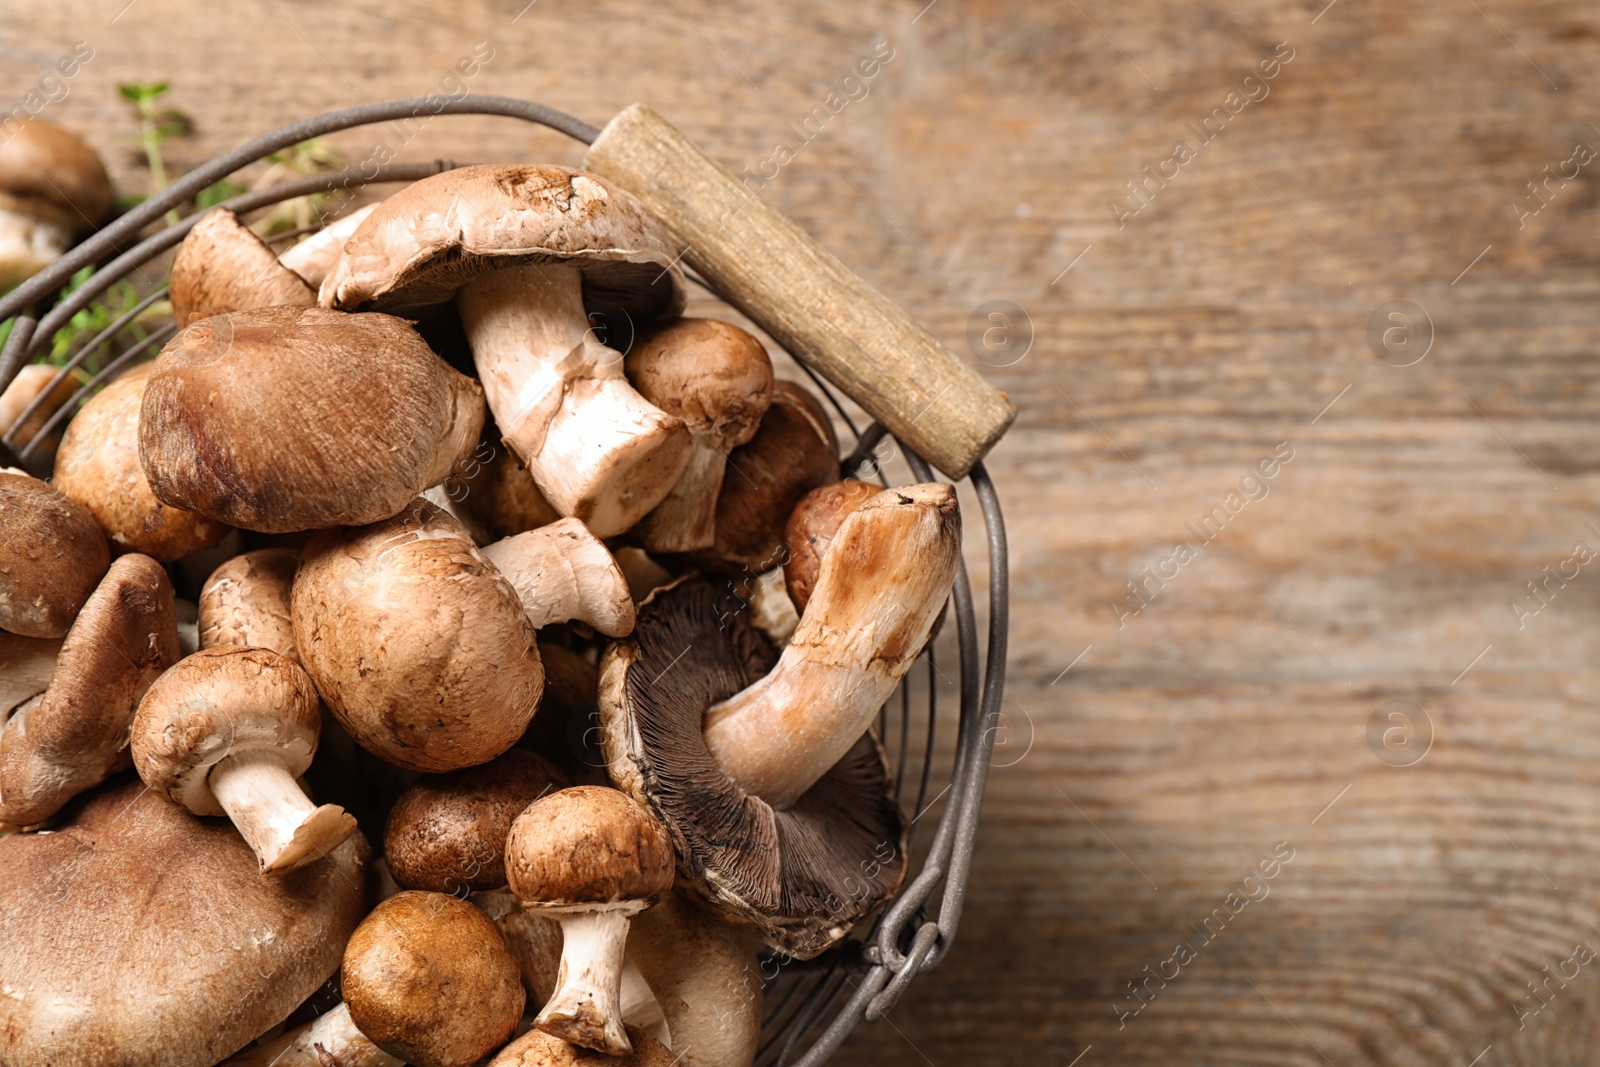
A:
[[584, 104, 1016, 480]]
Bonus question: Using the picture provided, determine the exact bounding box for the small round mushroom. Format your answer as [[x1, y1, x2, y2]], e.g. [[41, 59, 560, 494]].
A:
[[490, 1026, 677, 1067], [0, 119, 112, 287], [385, 748, 569, 894], [198, 547, 299, 657], [782, 478, 879, 612], [130, 646, 358, 872], [482, 518, 636, 637], [54, 364, 232, 561], [0, 778, 369, 1067], [342, 891, 525, 1067], [505, 785, 675, 1055], [139, 306, 485, 533], [168, 207, 317, 327], [0, 553, 178, 828], [276, 201, 379, 288], [0, 467, 110, 637], [293, 498, 544, 772], [624, 319, 774, 552], [321, 164, 693, 537]]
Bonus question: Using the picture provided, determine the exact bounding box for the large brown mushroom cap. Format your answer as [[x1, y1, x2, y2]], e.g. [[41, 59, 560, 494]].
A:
[[293, 499, 544, 772], [54, 365, 232, 561], [0, 468, 110, 637], [320, 164, 684, 321], [505, 785, 674, 911], [489, 1027, 678, 1067], [138, 306, 485, 533], [169, 207, 317, 327], [600, 577, 907, 960], [0, 778, 370, 1067], [198, 547, 299, 658], [0, 119, 112, 226], [342, 891, 525, 1067], [385, 748, 570, 893]]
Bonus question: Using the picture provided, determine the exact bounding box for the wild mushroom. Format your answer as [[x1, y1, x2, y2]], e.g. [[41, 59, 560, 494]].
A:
[[505, 785, 675, 1055], [276, 201, 379, 288], [782, 478, 879, 612], [0, 467, 109, 637], [293, 498, 544, 772], [482, 518, 636, 636], [0, 778, 369, 1067], [490, 1027, 677, 1067], [627, 891, 764, 1067], [168, 207, 316, 327], [0, 553, 177, 828], [384, 748, 569, 894], [320, 164, 693, 536], [198, 547, 299, 657], [139, 306, 485, 533], [625, 318, 774, 552], [54, 364, 232, 561], [0, 119, 112, 287], [130, 646, 358, 872]]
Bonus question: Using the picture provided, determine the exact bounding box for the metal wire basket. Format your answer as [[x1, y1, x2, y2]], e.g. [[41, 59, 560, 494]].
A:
[[0, 97, 1010, 1067]]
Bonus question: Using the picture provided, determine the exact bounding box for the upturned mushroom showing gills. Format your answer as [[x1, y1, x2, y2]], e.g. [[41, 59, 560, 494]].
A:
[[624, 318, 774, 552], [0, 468, 109, 637], [482, 517, 636, 637], [0, 778, 369, 1067], [0, 553, 178, 828], [130, 646, 358, 872], [54, 365, 232, 561], [320, 164, 693, 537], [0, 119, 112, 287], [168, 207, 317, 327], [505, 785, 675, 1055], [293, 499, 544, 772], [138, 306, 485, 533]]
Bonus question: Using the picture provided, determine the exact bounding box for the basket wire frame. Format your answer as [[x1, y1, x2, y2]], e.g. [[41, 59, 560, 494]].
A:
[[0, 97, 1010, 1067]]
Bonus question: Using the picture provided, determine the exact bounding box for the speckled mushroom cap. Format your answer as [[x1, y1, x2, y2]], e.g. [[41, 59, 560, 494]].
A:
[[138, 306, 485, 533], [385, 748, 570, 893], [130, 646, 321, 816], [0, 119, 113, 227], [319, 164, 685, 322], [0, 468, 110, 637], [169, 207, 317, 327], [342, 891, 525, 1067], [505, 785, 674, 913], [599, 577, 907, 960], [489, 1026, 678, 1067], [292, 499, 544, 772], [782, 479, 879, 612], [198, 548, 300, 658], [54, 365, 232, 562], [0, 778, 370, 1067]]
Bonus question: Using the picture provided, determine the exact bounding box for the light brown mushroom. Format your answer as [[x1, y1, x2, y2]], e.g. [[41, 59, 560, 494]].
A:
[[0, 553, 177, 828], [0, 119, 112, 287], [293, 498, 544, 772], [198, 547, 299, 658], [139, 306, 485, 533], [490, 1026, 678, 1067], [782, 478, 880, 612], [168, 207, 316, 327], [505, 785, 675, 1055], [320, 164, 692, 537], [0, 363, 81, 461], [130, 646, 357, 872], [276, 201, 378, 288], [482, 518, 636, 637], [625, 318, 774, 552], [53, 363, 232, 561], [0, 467, 109, 637]]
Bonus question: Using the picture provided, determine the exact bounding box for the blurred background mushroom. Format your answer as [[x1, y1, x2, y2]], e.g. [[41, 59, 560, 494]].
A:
[[0, 118, 112, 287]]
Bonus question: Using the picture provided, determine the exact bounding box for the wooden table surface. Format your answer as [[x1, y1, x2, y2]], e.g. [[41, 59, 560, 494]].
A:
[[9, 1, 1600, 1063]]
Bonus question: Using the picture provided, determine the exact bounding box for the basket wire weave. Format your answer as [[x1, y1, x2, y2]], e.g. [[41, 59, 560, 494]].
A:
[[0, 97, 1010, 1067]]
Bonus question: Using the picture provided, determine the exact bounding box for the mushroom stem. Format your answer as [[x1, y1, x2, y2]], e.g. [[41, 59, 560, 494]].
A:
[[538, 906, 636, 1056], [222, 1002, 403, 1067], [634, 438, 726, 551], [482, 518, 637, 636], [457, 263, 689, 537], [209, 749, 357, 872], [0, 205, 70, 287]]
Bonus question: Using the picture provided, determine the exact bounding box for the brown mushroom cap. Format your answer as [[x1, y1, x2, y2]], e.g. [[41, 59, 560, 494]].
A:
[[385, 748, 570, 893], [138, 306, 485, 533], [0, 778, 369, 1067], [0, 119, 113, 226], [54, 364, 232, 561], [199, 547, 299, 658], [506, 785, 674, 911], [0, 553, 178, 827], [320, 164, 684, 321], [600, 577, 907, 959], [169, 207, 317, 327], [782, 479, 880, 612], [490, 1027, 678, 1067], [0, 468, 110, 637], [342, 891, 525, 1067], [293, 499, 544, 773]]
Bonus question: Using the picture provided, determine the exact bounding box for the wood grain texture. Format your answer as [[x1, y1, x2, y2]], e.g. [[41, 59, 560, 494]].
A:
[[6, 0, 1600, 1064]]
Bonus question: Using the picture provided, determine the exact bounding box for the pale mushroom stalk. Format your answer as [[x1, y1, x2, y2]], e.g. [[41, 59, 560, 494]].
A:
[[208, 748, 356, 872], [542, 905, 638, 1051], [702, 484, 961, 809], [457, 265, 687, 536], [482, 517, 636, 636], [0, 202, 71, 284], [223, 1003, 402, 1067]]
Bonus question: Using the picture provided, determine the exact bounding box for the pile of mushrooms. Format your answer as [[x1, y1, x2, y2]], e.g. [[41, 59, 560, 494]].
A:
[[0, 162, 962, 1067]]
